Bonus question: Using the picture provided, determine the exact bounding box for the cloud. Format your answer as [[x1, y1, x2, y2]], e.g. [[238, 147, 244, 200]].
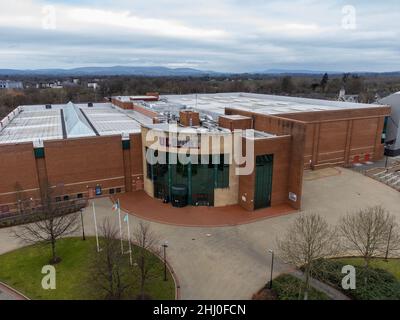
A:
[[0, 0, 399, 72], [66, 8, 228, 40]]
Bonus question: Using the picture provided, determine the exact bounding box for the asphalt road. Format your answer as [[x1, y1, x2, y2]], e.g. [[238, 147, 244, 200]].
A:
[[1, 168, 400, 299]]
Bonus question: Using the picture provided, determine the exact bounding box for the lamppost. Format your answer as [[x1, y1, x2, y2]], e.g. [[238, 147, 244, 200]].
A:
[[162, 241, 169, 281], [384, 224, 393, 262], [268, 249, 274, 289], [80, 209, 86, 241]]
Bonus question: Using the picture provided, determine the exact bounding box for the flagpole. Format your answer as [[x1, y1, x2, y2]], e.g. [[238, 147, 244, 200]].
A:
[[92, 202, 100, 253], [117, 199, 124, 254], [126, 214, 133, 266]]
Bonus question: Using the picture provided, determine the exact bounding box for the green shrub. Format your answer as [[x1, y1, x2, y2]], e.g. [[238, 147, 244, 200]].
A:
[[272, 274, 329, 300], [310, 259, 400, 300]]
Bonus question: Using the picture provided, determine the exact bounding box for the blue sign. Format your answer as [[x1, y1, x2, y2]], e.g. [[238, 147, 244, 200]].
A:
[[95, 186, 102, 196]]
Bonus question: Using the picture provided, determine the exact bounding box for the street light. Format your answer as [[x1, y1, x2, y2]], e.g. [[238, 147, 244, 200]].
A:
[[384, 224, 393, 262], [162, 241, 169, 281], [29, 198, 34, 213], [80, 209, 86, 241], [268, 249, 274, 289]]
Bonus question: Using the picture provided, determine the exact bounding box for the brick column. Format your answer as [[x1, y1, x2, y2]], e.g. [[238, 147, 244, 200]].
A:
[[122, 140, 132, 192]]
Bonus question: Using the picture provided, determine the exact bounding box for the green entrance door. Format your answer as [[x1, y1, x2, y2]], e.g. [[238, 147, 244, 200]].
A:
[[254, 154, 274, 210], [191, 162, 214, 206]]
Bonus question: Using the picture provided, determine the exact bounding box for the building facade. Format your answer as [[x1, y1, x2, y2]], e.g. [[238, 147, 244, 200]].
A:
[[380, 92, 400, 156], [0, 80, 23, 89], [0, 93, 390, 216]]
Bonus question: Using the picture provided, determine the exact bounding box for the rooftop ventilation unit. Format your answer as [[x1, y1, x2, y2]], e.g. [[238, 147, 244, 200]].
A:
[[88, 102, 94, 107], [45, 104, 52, 109], [202, 120, 218, 129]]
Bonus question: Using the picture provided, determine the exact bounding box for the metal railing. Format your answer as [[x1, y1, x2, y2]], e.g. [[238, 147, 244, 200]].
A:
[[0, 199, 88, 228]]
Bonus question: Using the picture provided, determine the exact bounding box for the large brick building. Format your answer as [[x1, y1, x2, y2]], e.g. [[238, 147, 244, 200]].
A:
[[0, 93, 390, 215]]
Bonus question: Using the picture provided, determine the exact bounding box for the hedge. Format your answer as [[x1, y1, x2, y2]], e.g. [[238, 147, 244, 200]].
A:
[[310, 259, 400, 300], [271, 274, 329, 300]]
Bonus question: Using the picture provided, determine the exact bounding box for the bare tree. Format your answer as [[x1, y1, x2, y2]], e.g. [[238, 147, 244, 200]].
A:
[[14, 182, 32, 214], [133, 221, 159, 300], [89, 218, 130, 300], [13, 183, 79, 264], [339, 206, 400, 267], [277, 212, 338, 300]]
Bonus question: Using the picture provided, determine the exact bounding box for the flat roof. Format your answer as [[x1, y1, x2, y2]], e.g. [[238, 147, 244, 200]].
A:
[[0, 102, 150, 144], [0, 92, 388, 145], [81, 105, 142, 136], [0, 107, 63, 144], [112, 95, 158, 102], [158, 92, 388, 117], [220, 114, 252, 120]]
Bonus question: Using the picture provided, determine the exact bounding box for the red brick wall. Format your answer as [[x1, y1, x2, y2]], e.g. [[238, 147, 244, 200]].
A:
[[111, 98, 133, 110], [226, 107, 388, 170], [132, 103, 158, 118], [0, 143, 40, 210], [226, 107, 306, 206], [239, 135, 302, 211], [179, 111, 200, 127], [44, 136, 125, 198], [130, 133, 144, 191], [219, 116, 253, 131], [277, 106, 390, 122]]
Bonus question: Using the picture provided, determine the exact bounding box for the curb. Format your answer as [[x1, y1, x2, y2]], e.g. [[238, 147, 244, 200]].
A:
[[112, 196, 297, 229], [0, 281, 30, 300], [152, 250, 181, 300]]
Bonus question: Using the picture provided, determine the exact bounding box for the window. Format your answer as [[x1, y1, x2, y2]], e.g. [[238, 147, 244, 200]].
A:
[[146, 147, 154, 180], [55, 197, 61, 202], [116, 188, 122, 193], [63, 195, 70, 201], [109, 188, 115, 194], [77, 193, 83, 199], [34, 148, 45, 159], [382, 116, 389, 144], [216, 154, 229, 188], [147, 162, 153, 179], [122, 140, 130, 150]]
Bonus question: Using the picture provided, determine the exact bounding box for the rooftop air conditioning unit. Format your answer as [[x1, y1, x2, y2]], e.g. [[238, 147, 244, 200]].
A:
[[45, 104, 52, 109], [88, 102, 94, 107]]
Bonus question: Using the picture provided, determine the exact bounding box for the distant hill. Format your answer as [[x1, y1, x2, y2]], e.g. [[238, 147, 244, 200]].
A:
[[0, 66, 399, 77], [259, 69, 342, 75], [0, 66, 220, 77], [258, 69, 400, 76]]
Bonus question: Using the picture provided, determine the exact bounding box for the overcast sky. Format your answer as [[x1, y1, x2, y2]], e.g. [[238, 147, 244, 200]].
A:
[[1, 0, 399, 72]]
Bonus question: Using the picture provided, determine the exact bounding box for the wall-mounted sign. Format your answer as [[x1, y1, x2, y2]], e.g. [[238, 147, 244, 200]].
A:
[[159, 136, 199, 149], [95, 185, 102, 196], [289, 192, 297, 202]]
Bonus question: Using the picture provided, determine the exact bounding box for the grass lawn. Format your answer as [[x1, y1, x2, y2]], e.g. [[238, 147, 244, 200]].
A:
[[333, 257, 400, 280], [0, 237, 175, 300]]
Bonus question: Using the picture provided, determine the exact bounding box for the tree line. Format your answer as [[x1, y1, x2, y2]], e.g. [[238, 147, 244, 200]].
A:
[[12, 182, 162, 300], [2, 73, 400, 119], [277, 206, 400, 300]]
